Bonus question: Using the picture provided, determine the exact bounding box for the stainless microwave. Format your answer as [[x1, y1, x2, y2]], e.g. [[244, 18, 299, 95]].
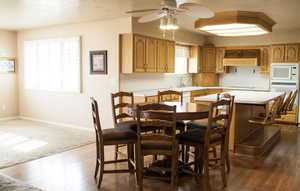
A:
[[271, 63, 298, 82]]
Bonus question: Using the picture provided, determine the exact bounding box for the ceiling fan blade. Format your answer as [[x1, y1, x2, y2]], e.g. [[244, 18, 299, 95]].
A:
[[179, 3, 214, 18], [126, 9, 159, 14], [138, 12, 165, 23]]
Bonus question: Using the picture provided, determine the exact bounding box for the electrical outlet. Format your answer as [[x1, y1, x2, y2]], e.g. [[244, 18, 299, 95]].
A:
[[2, 104, 6, 111]]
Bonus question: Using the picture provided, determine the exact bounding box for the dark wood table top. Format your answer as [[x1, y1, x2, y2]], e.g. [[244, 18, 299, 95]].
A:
[[129, 102, 209, 121]]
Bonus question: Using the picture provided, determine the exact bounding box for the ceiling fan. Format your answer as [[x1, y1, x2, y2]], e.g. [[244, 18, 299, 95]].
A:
[[126, 0, 214, 29]]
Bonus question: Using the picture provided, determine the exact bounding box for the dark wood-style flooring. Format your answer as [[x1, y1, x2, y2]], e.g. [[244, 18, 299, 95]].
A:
[[1, 125, 300, 191]]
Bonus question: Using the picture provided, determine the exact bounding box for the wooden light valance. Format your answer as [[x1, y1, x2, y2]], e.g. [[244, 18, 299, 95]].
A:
[[195, 11, 276, 36]]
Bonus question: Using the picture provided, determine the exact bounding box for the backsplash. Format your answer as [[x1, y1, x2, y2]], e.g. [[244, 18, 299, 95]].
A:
[[120, 73, 192, 92], [219, 66, 270, 89]]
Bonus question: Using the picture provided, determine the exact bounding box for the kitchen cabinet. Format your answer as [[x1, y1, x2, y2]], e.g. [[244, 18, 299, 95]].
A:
[[166, 41, 175, 73], [189, 46, 201, 73], [202, 47, 216, 73], [145, 37, 157, 72], [271, 44, 299, 63], [134, 35, 147, 72], [260, 46, 271, 74], [120, 33, 175, 73], [215, 47, 227, 73]]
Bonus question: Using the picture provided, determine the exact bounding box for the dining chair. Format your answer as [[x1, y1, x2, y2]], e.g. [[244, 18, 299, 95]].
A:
[[280, 91, 293, 115], [91, 97, 136, 188], [158, 90, 186, 161], [185, 93, 233, 171], [111, 91, 137, 160], [135, 103, 179, 190], [177, 96, 234, 191]]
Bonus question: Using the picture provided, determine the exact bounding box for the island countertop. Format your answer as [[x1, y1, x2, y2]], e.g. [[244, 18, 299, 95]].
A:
[[194, 91, 284, 104]]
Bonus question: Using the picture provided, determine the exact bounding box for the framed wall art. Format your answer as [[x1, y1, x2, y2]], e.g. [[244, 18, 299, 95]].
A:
[[89, 50, 107, 74]]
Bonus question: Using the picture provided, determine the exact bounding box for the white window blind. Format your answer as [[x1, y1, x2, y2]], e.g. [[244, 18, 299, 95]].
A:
[[24, 36, 81, 93], [175, 46, 190, 74]]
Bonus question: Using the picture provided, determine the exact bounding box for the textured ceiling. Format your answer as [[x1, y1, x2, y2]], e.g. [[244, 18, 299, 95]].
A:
[[0, 0, 299, 32]]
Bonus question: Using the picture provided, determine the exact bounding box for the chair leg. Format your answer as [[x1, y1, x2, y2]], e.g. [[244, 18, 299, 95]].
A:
[[171, 148, 179, 190], [97, 151, 105, 189], [185, 145, 190, 163], [135, 144, 143, 187], [221, 143, 227, 187], [127, 144, 134, 173], [212, 147, 218, 165], [226, 148, 231, 173], [115, 145, 119, 161], [194, 146, 199, 174], [203, 149, 211, 191], [94, 159, 99, 178]]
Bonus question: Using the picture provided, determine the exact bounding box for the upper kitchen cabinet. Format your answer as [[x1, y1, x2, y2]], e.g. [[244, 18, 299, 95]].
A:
[[215, 47, 227, 73], [260, 46, 271, 74], [271, 44, 299, 63], [166, 41, 175, 73], [120, 33, 175, 73], [189, 45, 201, 73], [202, 46, 216, 73]]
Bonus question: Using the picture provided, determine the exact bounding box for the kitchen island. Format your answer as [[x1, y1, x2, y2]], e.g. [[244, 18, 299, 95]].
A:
[[194, 91, 284, 167]]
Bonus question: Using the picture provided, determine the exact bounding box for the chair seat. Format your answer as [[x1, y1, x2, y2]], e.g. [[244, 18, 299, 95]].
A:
[[115, 120, 137, 131], [103, 126, 136, 145], [186, 121, 222, 130], [177, 128, 223, 145], [176, 121, 186, 131], [248, 117, 272, 125]]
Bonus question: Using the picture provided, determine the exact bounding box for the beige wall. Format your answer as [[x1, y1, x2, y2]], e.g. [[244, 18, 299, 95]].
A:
[[0, 30, 18, 118], [207, 29, 300, 46], [17, 17, 132, 128]]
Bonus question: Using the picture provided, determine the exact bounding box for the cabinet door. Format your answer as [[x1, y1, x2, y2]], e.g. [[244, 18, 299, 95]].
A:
[[166, 41, 175, 73], [271, 45, 285, 63], [285, 44, 299, 62], [157, 39, 167, 73], [216, 47, 225, 73], [145, 37, 157, 72], [260, 47, 270, 73], [203, 47, 216, 73], [134, 35, 146, 72]]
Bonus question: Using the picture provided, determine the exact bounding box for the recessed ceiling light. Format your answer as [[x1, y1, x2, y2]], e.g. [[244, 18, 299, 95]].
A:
[[195, 11, 276, 37]]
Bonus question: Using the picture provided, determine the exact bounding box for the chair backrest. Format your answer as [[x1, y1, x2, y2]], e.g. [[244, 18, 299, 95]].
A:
[[281, 91, 293, 114], [158, 90, 183, 104], [91, 97, 103, 157], [111, 91, 135, 125], [287, 89, 298, 111], [265, 97, 282, 123], [136, 103, 177, 152], [216, 93, 232, 115], [276, 93, 286, 117], [204, 96, 235, 147]]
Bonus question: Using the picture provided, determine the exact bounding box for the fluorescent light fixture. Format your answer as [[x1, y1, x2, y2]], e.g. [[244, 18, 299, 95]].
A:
[[195, 11, 276, 37]]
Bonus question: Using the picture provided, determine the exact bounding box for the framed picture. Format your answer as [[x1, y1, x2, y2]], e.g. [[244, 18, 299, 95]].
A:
[[90, 50, 107, 74], [0, 58, 15, 73]]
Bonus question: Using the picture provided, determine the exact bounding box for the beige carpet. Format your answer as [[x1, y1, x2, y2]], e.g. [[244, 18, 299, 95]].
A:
[[0, 119, 95, 169]]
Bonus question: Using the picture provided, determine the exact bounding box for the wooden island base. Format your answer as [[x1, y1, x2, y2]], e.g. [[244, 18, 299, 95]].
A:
[[232, 126, 281, 168]]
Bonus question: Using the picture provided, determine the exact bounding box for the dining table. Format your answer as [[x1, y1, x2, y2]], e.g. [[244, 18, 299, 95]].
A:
[[128, 101, 210, 177]]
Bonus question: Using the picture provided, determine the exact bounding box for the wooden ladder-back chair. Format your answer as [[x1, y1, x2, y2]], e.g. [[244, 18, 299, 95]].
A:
[[135, 103, 179, 190], [249, 97, 282, 125], [158, 90, 183, 103], [111, 92, 136, 160], [178, 97, 234, 191], [287, 89, 298, 112], [91, 97, 136, 188], [281, 91, 293, 115]]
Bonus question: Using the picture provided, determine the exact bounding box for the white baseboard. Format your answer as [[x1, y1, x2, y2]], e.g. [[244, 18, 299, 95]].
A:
[[17, 116, 93, 132], [0, 116, 19, 121]]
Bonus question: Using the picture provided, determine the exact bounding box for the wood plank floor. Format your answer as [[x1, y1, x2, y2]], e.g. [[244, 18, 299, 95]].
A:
[[1, 125, 300, 191]]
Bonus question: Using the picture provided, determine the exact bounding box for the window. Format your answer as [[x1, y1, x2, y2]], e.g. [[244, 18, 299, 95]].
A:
[[175, 45, 190, 74], [24, 36, 81, 93]]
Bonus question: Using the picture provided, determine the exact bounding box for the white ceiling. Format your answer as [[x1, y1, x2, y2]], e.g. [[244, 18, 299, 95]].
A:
[[0, 0, 299, 33]]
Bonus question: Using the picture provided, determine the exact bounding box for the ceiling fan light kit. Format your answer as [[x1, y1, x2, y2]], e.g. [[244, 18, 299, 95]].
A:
[[160, 15, 179, 30], [195, 11, 276, 37]]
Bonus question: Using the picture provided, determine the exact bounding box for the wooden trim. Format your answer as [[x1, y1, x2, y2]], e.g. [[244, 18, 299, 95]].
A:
[[195, 11, 276, 33]]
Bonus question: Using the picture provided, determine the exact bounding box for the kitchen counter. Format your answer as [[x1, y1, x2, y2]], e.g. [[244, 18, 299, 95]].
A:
[[194, 91, 283, 104], [132, 86, 270, 97]]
